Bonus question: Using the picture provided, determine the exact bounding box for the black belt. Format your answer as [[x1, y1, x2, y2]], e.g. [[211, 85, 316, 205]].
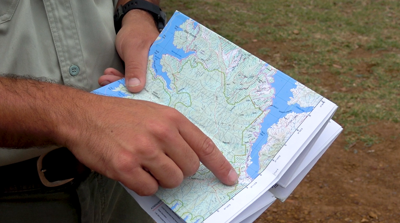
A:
[[0, 147, 91, 194]]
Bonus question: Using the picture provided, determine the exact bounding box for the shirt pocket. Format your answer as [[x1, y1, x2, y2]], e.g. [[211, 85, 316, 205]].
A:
[[0, 0, 20, 24]]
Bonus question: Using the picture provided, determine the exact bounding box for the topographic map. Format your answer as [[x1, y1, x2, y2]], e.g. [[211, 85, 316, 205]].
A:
[[93, 11, 323, 223]]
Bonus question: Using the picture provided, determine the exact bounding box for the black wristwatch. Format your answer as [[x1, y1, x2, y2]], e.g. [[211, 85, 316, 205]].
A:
[[114, 0, 166, 33]]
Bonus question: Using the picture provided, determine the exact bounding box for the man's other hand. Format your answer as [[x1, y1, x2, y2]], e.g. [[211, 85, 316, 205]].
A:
[[99, 9, 159, 92]]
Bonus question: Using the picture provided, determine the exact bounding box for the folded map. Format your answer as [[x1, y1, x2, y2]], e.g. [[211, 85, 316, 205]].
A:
[[93, 11, 341, 223]]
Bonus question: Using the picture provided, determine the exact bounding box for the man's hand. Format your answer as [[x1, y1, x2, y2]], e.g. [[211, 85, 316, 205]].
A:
[[1, 1, 238, 196], [0, 77, 238, 196], [99, 9, 159, 92], [96, 5, 237, 195], [63, 95, 238, 195]]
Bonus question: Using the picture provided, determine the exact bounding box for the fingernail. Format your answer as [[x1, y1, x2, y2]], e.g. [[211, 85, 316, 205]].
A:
[[100, 81, 111, 86], [128, 78, 141, 87], [228, 169, 238, 184]]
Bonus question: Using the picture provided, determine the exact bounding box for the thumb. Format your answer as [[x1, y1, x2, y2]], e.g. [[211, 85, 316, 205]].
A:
[[115, 10, 159, 93], [123, 45, 149, 93]]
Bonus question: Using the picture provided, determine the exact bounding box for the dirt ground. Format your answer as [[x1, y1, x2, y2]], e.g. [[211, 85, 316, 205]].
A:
[[239, 45, 400, 222], [255, 121, 400, 223]]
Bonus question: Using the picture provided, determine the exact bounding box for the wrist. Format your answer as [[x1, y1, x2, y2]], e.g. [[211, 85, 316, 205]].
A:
[[51, 89, 96, 148], [117, 0, 160, 8], [122, 9, 155, 29], [114, 0, 166, 33]]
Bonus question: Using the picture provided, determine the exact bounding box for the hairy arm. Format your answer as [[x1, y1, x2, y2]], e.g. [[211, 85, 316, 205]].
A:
[[0, 75, 238, 194], [0, 0, 238, 194], [0, 76, 88, 148]]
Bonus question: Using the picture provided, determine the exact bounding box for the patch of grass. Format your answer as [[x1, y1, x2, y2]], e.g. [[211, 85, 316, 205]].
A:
[[258, 47, 271, 55], [161, 0, 400, 148]]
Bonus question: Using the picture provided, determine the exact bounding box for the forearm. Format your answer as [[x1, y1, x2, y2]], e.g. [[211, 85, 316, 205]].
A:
[[0, 76, 93, 148]]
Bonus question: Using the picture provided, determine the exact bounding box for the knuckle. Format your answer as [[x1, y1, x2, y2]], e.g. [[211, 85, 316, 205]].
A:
[[113, 151, 136, 174], [140, 145, 159, 160], [133, 134, 149, 147], [218, 158, 232, 175], [200, 137, 217, 157], [134, 135, 159, 158], [151, 123, 169, 137], [125, 60, 141, 72], [147, 120, 174, 140], [164, 107, 183, 122]]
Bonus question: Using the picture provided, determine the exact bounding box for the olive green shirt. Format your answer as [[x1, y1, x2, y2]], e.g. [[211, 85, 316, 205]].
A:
[[0, 0, 123, 166]]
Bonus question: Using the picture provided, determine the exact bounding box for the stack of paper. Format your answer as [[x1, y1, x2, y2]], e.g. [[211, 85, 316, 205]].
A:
[[93, 11, 342, 223]]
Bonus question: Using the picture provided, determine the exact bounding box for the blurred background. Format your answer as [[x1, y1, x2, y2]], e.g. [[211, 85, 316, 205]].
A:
[[162, 0, 400, 222]]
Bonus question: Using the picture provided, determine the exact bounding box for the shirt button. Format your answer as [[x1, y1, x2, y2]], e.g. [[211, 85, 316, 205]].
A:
[[69, 65, 80, 76]]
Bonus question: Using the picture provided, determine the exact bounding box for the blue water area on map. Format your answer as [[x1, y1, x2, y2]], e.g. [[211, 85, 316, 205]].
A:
[[171, 202, 179, 210], [149, 13, 195, 90], [91, 79, 128, 98], [246, 70, 315, 179]]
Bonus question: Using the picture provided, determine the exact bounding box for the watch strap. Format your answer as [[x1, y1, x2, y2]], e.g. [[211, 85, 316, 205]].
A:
[[114, 0, 166, 33]]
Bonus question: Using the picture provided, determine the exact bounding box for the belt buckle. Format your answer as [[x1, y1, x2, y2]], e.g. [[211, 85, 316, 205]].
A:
[[36, 151, 74, 187]]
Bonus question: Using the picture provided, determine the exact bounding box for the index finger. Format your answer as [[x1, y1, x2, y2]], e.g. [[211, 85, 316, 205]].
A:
[[178, 118, 238, 186]]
